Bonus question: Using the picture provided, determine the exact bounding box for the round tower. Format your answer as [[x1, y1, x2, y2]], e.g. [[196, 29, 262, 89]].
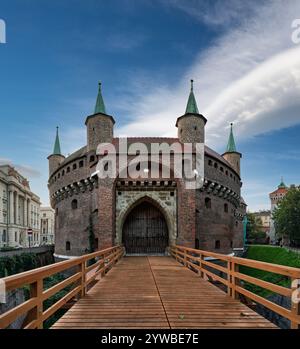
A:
[[85, 82, 115, 152], [47, 126, 65, 176], [222, 123, 242, 177], [176, 80, 207, 144]]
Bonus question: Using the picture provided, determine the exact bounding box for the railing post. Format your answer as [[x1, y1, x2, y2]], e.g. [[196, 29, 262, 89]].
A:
[[198, 253, 204, 278], [23, 278, 43, 329], [227, 258, 232, 296], [231, 261, 240, 300], [81, 260, 86, 298], [184, 249, 187, 267], [291, 277, 300, 329]]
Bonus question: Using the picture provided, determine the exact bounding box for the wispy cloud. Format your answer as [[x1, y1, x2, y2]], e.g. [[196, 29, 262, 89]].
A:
[[114, 0, 300, 151]]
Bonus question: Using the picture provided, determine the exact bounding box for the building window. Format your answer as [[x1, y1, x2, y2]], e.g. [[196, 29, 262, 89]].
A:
[[208, 160, 212, 166], [89, 156, 95, 163], [225, 170, 228, 175], [15, 231, 18, 242], [71, 199, 78, 210], [215, 240, 220, 249], [224, 203, 228, 213], [214, 163, 218, 169], [67, 167, 70, 173], [230, 240, 233, 248], [62, 170, 65, 176], [73, 163, 77, 170], [2, 230, 6, 242], [79, 160, 84, 167], [66, 241, 71, 251], [195, 238, 200, 249], [205, 197, 211, 209], [220, 167, 224, 172]]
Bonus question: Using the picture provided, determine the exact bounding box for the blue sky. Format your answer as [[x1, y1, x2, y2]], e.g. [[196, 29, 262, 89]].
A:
[[0, 0, 300, 211]]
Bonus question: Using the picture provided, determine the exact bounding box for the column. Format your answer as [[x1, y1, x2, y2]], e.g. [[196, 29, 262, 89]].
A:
[[9, 190, 14, 224], [15, 193, 19, 225], [24, 196, 27, 226]]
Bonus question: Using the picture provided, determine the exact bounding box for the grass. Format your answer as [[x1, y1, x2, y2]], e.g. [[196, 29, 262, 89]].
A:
[[241, 245, 300, 297]]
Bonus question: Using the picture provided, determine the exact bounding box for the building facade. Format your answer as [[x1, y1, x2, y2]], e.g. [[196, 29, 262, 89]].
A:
[[40, 206, 55, 245], [253, 210, 271, 240], [0, 165, 41, 248], [48, 81, 246, 259]]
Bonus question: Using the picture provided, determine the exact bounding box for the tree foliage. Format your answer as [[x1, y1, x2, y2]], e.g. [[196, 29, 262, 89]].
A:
[[273, 188, 300, 245], [246, 212, 266, 243]]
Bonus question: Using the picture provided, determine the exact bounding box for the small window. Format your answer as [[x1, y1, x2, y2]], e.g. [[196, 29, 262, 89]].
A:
[[66, 241, 71, 251], [194, 126, 197, 130], [67, 167, 70, 173], [73, 163, 77, 170], [230, 240, 233, 248], [214, 163, 218, 169], [62, 170, 65, 176], [195, 238, 200, 249], [89, 156, 95, 163], [118, 191, 122, 196], [56, 208, 58, 215], [71, 199, 78, 210], [58, 173, 60, 178], [208, 160, 212, 166], [170, 191, 174, 197], [79, 160, 84, 167], [215, 240, 220, 249], [225, 170, 228, 175], [224, 203, 228, 213], [220, 167, 224, 172], [205, 197, 211, 209]]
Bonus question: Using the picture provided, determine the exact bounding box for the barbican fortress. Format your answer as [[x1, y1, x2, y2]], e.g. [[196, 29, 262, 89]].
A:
[[48, 81, 246, 259]]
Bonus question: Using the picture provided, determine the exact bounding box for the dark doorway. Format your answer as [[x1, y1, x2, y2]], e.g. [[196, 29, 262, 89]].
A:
[[122, 201, 168, 255]]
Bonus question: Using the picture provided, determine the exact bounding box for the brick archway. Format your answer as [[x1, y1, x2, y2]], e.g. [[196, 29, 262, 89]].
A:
[[115, 193, 176, 249]]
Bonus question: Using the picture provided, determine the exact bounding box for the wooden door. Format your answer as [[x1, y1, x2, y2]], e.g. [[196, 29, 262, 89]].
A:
[[122, 201, 168, 254]]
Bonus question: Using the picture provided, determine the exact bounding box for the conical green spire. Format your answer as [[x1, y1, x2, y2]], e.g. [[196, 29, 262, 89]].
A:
[[185, 79, 199, 114], [278, 177, 287, 189], [94, 82, 106, 115], [53, 126, 62, 155], [225, 123, 237, 152]]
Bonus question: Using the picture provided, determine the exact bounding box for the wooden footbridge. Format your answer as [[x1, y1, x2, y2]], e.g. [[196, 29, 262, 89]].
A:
[[0, 246, 299, 329]]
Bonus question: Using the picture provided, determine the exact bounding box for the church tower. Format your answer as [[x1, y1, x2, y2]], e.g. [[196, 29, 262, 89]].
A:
[[222, 123, 242, 176], [47, 127, 65, 176], [176, 80, 207, 144], [85, 82, 115, 152]]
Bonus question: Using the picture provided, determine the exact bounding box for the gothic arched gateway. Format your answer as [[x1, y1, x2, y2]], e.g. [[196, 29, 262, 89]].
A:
[[122, 200, 169, 255]]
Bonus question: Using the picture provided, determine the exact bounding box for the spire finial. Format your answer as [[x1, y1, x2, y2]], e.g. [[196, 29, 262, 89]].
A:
[[53, 126, 62, 155], [185, 79, 199, 114], [94, 81, 106, 114], [225, 122, 237, 153]]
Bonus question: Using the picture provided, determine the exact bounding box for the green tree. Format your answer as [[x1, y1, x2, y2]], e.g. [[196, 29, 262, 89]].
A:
[[273, 187, 300, 246], [246, 212, 266, 243]]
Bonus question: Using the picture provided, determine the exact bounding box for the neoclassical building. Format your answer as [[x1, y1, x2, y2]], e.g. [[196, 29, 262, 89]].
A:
[[0, 165, 41, 248], [48, 81, 246, 259]]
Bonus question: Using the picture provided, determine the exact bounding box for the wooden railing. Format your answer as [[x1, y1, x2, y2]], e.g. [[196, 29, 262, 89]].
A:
[[170, 245, 300, 329], [0, 245, 124, 329]]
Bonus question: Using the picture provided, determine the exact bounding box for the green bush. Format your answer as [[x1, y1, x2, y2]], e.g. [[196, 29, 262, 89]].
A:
[[0, 253, 39, 277]]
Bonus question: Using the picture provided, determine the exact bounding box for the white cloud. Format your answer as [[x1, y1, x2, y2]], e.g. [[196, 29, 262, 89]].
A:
[[0, 158, 41, 179], [115, 0, 300, 151]]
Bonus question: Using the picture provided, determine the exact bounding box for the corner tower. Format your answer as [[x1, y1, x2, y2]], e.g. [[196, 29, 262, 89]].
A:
[[85, 82, 115, 152], [222, 123, 242, 176], [176, 80, 207, 144], [47, 127, 65, 176]]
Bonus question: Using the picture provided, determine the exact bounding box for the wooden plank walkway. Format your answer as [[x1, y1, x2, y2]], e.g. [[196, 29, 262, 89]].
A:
[[52, 256, 276, 329]]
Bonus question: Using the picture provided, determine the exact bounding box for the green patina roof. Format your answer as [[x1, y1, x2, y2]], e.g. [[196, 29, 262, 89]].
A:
[[94, 82, 106, 115], [278, 177, 287, 189], [53, 126, 62, 155], [225, 123, 237, 152], [185, 79, 199, 114]]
